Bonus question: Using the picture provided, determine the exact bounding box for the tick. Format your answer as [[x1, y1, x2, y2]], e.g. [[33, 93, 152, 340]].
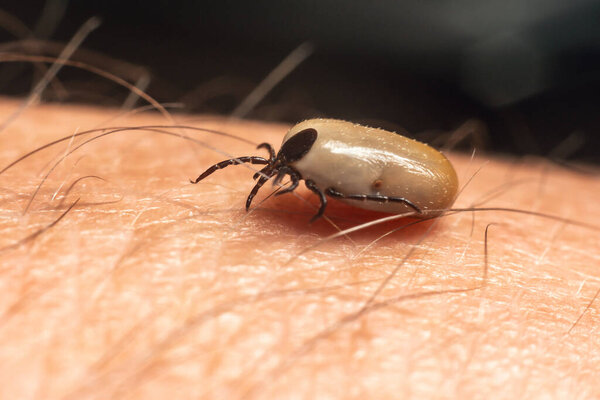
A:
[[191, 119, 459, 221]]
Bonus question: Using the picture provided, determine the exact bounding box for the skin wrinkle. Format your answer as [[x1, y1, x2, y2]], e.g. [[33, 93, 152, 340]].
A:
[[0, 99, 599, 399]]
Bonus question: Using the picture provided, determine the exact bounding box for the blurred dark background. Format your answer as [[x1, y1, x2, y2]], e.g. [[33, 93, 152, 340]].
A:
[[1, 0, 600, 163]]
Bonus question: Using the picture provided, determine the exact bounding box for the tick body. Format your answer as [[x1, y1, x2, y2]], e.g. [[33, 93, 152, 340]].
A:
[[191, 119, 459, 221]]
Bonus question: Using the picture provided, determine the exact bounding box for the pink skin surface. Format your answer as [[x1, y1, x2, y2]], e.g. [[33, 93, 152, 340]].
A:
[[0, 99, 599, 399]]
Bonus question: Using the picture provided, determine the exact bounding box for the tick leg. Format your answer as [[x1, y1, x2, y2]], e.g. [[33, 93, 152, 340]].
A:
[[272, 166, 301, 196], [305, 179, 327, 222], [256, 143, 276, 162], [325, 187, 422, 214], [253, 165, 272, 180], [190, 156, 269, 184], [246, 168, 276, 211]]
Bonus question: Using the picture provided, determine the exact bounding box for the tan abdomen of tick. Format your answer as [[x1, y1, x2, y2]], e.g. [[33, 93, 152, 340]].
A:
[[285, 119, 459, 215]]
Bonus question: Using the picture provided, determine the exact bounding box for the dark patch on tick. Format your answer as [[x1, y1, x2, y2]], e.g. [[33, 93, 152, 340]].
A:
[[372, 179, 383, 189], [277, 128, 317, 163]]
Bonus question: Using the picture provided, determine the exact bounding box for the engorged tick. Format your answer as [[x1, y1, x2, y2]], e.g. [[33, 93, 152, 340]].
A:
[[191, 119, 459, 221]]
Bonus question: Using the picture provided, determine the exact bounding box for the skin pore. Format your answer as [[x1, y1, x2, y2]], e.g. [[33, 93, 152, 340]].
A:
[[0, 98, 599, 399]]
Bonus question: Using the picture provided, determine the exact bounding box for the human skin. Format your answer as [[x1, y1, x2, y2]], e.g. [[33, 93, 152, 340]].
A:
[[0, 98, 599, 400]]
